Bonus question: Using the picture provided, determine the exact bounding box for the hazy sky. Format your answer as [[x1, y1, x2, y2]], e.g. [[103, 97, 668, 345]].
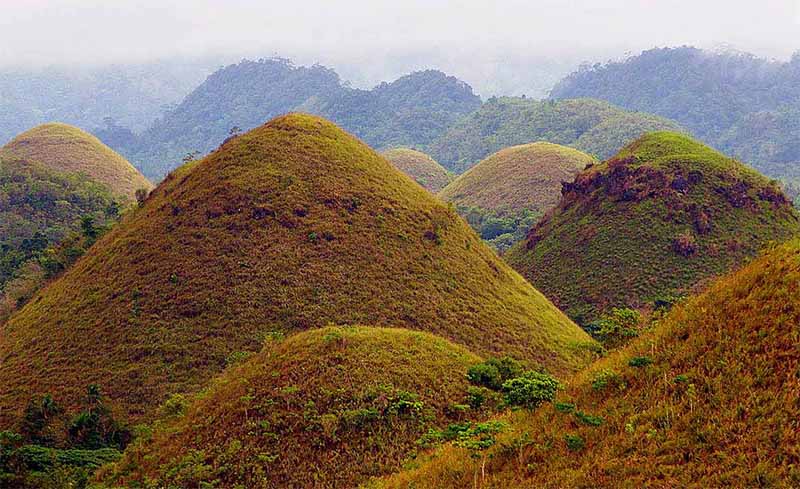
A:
[[1, 0, 798, 96], [1, 0, 798, 65]]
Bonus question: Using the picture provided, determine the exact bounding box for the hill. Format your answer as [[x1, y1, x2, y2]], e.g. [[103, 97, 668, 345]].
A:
[[130, 59, 481, 180], [550, 46, 800, 178], [373, 237, 800, 488], [382, 148, 452, 192], [505, 132, 799, 324], [439, 143, 594, 252], [428, 97, 683, 174], [0, 114, 595, 429], [0, 153, 120, 298], [97, 326, 486, 488], [3, 123, 152, 201]]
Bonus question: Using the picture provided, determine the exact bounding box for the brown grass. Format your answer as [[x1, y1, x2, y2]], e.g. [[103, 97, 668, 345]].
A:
[[382, 148, 453, 193]]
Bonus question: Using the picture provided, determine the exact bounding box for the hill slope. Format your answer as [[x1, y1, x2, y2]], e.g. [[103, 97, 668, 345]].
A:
[[505, 132, 799, 324], [428, 97, 682, 174], [375, 237, 800, 488], [131, 59, 481, 180], [98, 326, 485, 488], [3, 123, 152, 201], [440, 142, 594, 215], [382, 148, 452, 192], [0, 114, 594, 428], [550, 46, 800, 177]]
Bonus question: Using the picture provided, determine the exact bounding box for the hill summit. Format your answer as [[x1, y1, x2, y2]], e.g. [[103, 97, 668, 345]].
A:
[[3, 123, 152, 201], [0, 114, 593, 426], [505, 132, 799, 324], [375, 236, 800, 488], [382, 148, 452, 192]]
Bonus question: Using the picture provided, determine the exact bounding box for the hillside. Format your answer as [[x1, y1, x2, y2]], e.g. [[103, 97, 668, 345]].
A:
[[550, 47, 800, 177], [505, 132, 799, 324], [3, 123, 152, 201], [98, 326, 486, 488], [382, 148, 452, 192], [374, 237, 800, 488], [0, 114, 595, 429], [428, 97, 683, 174], [439, 143, 594, 251], [130, 59, 481, 180], [0, 153, 120, 294]]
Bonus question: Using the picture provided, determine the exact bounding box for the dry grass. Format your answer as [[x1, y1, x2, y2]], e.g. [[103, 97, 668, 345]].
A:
[[0, 114, 595, 429], [382, 148, 453, 193], [3, 123, 152, 201], [374, 238, 800, 488]]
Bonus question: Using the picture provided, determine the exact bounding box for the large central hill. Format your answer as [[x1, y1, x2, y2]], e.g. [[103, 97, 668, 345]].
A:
[[505, 132, 799, 324], [375, 236, 800, 488], [128, 59, 481, 180], [428, 97, 683, 174], [0, 114, 594, 427], [2, 123, 153, 201]]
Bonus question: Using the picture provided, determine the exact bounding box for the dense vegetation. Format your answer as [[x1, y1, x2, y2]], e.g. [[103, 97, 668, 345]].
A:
[[505, 132, 799, 324], [374, 237, 800, 488], [440, 143, 594, 251], [551, 47, 800, 179], [428, 97, 682, 173], [0, 114, 595, 431], [0, 153, 121, 318], [97, 327, 487, 488], [382, 148, 453, 192], [3, 123, 152, 201], [125, 58, 481, 180]]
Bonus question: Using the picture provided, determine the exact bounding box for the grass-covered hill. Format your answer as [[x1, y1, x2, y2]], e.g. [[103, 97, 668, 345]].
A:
[[439, 143, 595, 252], [0, 152, 120, 294], [440, 142, 594, 215], [428, 97, 682, 174], [129, 58, 481, 180], [382, 148, 453, 192], [97, 326, 485, 488], [505, 132, 799, 324], [3, 123, 152, 201], [374, 237, 800, 488], [0, 114, 595, 429], [550, 46, 800, 178]]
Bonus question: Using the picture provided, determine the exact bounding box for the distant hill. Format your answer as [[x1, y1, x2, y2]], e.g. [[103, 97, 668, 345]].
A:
[[0, 114, 594, 428], [130, 58, 481, 180], [374, 236, 800, 488], [382, 148, 452, 192], [439, 142, 594, 251], [505, 132, 799, 324], [550, 46, 800, 177], [99, 326, 485, 488], [428, 97, 682, 174], [3, 123, 152, 201]]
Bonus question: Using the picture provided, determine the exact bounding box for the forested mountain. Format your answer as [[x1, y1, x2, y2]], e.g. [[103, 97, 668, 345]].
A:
[[128, 58, 481, 180], [0, 60, 215, 146], [428, 97, 682, 174], [550, 47, 800, 177]]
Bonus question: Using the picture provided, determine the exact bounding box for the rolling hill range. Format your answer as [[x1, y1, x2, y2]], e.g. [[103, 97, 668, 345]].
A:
[[2, 123, 152, 201], [98, 326, 486, 488], [550, 46, 800, 178], [126, 58, 481, 180], [0, 114, 595, 429], [373, 236, 800, 488], [428, 97, 683, 174], [382, 148, 452, 192], [505, 132, 799, 324], [439, 143, 595, 251]]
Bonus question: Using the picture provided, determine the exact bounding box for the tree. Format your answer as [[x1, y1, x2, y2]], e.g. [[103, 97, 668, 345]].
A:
[[502, 371, 560, 410]]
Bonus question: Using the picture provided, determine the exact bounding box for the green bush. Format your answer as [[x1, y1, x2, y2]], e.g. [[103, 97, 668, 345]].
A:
[[502, 371, 560, 410], [628, 356, 653, 367], [466, 357, 523, 390], [574, 411, 604, 426], [564, 433, 585, 451]]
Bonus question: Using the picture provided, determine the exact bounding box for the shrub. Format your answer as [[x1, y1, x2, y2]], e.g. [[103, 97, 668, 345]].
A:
[[574, 411, 604, 426], [554, 402, 575, 413], [586, 307, 642, 346], [564, 433, 585, 451], [591, 369, 626, 392], [467, 357, 523, 390], [629, 356, 653, 367], [502, 371, 560, 410]]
